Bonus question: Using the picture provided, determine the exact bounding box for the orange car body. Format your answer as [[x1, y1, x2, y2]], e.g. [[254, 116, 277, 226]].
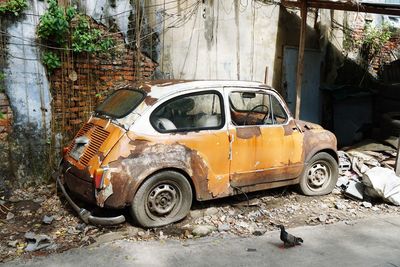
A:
[[57, 80, 337, 225]]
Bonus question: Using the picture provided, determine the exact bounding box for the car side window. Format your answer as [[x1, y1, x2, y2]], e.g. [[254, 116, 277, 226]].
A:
[[229, 92, 272, 126], [270, 95, 288, 124], [229, 91, 288, 126], [151, 92, 224, 132]]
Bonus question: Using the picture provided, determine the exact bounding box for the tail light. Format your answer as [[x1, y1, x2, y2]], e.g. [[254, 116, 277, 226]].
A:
[[94, 168, 105, 189]]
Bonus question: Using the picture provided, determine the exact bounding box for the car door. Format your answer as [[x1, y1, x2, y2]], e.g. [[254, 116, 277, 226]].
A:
[[225, 87, 304, 187], [150, 89, 231, 197]]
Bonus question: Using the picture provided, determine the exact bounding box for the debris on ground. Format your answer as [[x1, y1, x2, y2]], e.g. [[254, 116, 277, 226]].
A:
[[337, 138, 400, 205], [1, 138, 400, 262], [363, 167, 400, 205], [42, 215, 54, 225], [192, 225, 217, 237], [24, 232, 54, 252]]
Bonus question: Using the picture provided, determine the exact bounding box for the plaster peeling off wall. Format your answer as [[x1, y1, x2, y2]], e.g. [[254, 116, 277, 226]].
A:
[[156, 0, 279, 84], [82, 0, 160, 62], [82, 0, 134, 43], [3, 0, 52, 184]]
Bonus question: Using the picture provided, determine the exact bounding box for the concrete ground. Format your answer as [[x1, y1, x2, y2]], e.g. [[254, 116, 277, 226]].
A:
[[3, 215, 400, 267]]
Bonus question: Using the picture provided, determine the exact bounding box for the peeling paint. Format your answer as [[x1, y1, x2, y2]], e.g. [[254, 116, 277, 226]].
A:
[[236, 127, 261, 139]]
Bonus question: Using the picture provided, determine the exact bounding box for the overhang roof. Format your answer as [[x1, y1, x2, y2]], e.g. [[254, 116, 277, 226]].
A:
[[282, 0, 400, 15]]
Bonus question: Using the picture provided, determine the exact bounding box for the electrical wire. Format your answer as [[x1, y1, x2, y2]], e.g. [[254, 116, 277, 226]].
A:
[[0, 0, 201, 55]]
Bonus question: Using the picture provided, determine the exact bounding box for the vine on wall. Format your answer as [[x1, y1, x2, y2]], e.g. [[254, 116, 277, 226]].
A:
[[0, 0, 27, 16], [37, 0, 115, 73]]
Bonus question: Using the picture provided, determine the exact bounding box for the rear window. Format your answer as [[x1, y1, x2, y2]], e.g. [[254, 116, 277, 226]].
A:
[[95, 89, 145, 118]]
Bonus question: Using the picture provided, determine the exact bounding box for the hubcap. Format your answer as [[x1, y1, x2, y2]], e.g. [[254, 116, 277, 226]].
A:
[[147, 184, 178, 215], [307, 162, 330, 189]]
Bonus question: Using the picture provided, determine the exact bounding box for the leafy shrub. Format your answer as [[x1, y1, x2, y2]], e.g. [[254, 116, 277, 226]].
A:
[[71, 15, 114, 53], [42, 51, 61, 72], [0, 0, 27, 16], [37, 0, 75, 45]]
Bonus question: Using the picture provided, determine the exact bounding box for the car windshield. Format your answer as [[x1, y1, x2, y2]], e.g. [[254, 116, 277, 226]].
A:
[[95, 89, 145, 118]]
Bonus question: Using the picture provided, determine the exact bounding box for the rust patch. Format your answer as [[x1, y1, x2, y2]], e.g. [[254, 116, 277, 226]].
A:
[[236, 127, 261, 139], [188, 150, 213, 200], [302, 127, 337, 163], [230, 164, 303, 187], [144, 96, 158, 106], [64, 172, 96, 204], [150, 79, 192, 87], [103, 141, 213, 208], [282, 120, 296, 136], [233, 177, 299, 195]]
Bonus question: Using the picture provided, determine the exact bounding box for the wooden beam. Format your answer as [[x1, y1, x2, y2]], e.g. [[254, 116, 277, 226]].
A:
[[283, 0, 400, 16], [294, 0, 307, 120]]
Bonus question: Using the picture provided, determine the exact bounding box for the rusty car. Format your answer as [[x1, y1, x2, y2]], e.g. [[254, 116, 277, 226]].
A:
[[55, 80, 338, 227]]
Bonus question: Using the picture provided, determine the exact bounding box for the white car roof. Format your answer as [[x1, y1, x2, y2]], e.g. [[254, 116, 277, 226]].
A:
[[139, 80, 273, 100]]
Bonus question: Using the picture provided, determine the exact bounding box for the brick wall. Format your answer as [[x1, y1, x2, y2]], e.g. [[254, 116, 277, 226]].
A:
[[348, 15, 400, 75], [50, 17, 158, 142], [0, 92, 12, 140]]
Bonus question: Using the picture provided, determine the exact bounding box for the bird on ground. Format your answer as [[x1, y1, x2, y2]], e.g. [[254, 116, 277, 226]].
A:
[[278, 225, 303, 248]]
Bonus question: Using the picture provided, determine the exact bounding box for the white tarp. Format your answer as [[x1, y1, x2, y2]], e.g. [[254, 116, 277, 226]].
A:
[[363, 167, 400, 206]]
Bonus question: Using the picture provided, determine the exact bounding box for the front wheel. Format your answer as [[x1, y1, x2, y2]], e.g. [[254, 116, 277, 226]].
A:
[[130, 171, 193, 228], [298, 152, 338, 196]]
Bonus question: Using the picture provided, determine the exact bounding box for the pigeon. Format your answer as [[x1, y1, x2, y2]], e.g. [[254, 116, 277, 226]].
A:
[[278, 225, 303, 248]]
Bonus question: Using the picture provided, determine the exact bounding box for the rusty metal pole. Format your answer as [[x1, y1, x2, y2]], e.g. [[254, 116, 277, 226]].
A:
[[295, 0, 307, 119], [395, 136, 400, 176]]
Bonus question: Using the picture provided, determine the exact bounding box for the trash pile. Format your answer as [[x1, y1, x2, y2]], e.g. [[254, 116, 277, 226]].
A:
[[337, 139, 400, 206]]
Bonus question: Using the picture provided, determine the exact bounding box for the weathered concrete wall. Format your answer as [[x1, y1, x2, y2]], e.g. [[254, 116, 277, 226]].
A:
[[152, 0, 347, 93], [154, 0, 279, 85], [1, 0, 52, 186], [0, 0, 157, 187]]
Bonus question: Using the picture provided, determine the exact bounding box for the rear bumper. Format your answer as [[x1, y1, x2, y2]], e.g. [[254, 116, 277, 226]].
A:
[[53, 167, 126, 226]]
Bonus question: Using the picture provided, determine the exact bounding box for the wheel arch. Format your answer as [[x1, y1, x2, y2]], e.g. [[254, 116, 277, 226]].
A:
[[308, 148, 338, 164], [127, 167, 198, 206]]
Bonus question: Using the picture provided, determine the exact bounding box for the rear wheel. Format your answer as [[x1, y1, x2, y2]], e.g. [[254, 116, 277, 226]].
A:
[[130, 171, 192, 228], [298, 152, 338, 196]]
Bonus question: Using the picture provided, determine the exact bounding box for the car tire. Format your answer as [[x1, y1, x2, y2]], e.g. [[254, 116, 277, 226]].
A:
[[298, 152, 338, 196], [130, 171, 192, 228]]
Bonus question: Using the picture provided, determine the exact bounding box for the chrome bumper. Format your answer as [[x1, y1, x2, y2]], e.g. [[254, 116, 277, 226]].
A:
[[54, 169, 126, 226]]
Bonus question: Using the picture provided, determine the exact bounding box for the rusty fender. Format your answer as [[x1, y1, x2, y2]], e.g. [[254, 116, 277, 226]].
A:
[[101, 141, 211, 208], [300, 127, 338, 163]]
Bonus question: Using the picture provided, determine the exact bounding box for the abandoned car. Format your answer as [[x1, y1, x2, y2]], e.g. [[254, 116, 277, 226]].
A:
[[55, 80, 338, 227]]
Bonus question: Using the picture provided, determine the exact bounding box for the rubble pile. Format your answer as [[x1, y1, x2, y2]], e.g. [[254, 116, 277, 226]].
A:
[[337, 139, 400, 206], [1, 139, 400, 262]]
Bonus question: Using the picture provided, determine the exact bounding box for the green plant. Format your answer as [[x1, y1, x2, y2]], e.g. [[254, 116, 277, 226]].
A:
[[0, 0, 27, 16], [360, 23, 391, 61], [38, 1, 114, 74], [42, 51, 61, 72], [37, 0, 75, 45], [71, 15, 114, 53]]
